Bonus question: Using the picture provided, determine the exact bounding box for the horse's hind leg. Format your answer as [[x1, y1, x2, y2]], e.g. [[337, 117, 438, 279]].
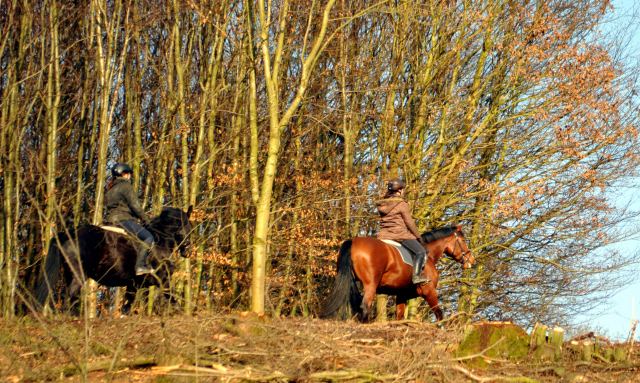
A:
[[360, 283, 377, 322], [61, 262, 84, 314], [65, 277, 84, 315]]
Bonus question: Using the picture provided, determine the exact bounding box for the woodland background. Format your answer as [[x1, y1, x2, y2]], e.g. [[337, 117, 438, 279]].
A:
[[2, 0, 640, 333]]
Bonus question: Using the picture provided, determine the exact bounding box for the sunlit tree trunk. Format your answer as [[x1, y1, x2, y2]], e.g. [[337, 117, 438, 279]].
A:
[[170, 1, 193, 314], [73, 54, 91, 223], [275, 136, 302, 316], [88, 0, 129, 317], [0, 0, 29, 316], [39, 0, 63, 316], [248, 0, 338, 313], [152, 7, 174, 213], [230, 68, 247, 304], [91, 0, 128, 224], [338, 5, 357, 238], [44, 0, 61, 265]]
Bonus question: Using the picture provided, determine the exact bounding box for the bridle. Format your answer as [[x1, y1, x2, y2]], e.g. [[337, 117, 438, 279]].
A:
[[453, 232, 473, 265], [176, 221, 192, 258]]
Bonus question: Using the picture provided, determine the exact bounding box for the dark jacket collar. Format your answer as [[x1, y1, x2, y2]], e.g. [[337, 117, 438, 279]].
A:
[[113, 177, 131, 186]]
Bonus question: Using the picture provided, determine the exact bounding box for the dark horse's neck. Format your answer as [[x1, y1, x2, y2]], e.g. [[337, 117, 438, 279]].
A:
[[148, 224, 176, 249], [147, 207, 190, 251]]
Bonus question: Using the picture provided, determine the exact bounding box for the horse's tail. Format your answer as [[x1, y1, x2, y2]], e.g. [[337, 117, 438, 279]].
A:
[[34, 236, 63, 309], [321, 240, 361, 319]]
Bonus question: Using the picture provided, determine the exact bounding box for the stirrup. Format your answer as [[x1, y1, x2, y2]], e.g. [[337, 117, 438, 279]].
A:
[[412, 274, 430, 284]]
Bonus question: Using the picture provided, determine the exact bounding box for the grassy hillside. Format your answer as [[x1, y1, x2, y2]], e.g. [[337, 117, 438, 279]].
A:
[[1, 313, 638, 382]]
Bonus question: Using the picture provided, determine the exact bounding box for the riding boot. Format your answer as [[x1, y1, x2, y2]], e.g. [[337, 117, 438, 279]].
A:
[[411, 252, 430, 284], [135, 243, 155, 275]]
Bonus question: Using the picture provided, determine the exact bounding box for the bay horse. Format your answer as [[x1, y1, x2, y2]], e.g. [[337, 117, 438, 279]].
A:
[[35, 206, 193, 313], [321, 224, 474, 322]]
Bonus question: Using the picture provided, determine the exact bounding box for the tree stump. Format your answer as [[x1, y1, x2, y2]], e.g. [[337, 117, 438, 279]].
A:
[[375, 294, 387, 322], [455, 322, 530, 367], [549, 327, 564, 360], [530, 324, 548, 349], [614, 346, 627, 363], [604, 348, 614, 362], [147, 285, 156, 315], [581, 340, 593, 362]]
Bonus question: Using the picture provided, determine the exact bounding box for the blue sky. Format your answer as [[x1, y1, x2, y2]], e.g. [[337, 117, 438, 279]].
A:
[[570, 0, 640, 342]]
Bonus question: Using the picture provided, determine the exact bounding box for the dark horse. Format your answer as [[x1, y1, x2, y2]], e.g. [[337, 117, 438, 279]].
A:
[[322, 225, 474, 321], [35, 206, 193, 313]]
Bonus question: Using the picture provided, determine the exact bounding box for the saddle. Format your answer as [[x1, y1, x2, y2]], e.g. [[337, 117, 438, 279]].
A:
[[380, 239, 414, 266], [100, 226, 148, 254], [100, 225, 127, 235]]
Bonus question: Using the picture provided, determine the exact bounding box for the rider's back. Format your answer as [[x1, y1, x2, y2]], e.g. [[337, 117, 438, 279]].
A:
[[104, 177, 147, 224], [376, 196, 419, 241]]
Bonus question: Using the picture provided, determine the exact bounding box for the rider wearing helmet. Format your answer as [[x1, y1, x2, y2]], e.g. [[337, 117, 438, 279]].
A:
[[376, 178, 430, 284], [105, 163, 155, 275]]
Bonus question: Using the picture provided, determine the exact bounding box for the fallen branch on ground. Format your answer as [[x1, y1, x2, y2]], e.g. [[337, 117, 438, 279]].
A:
[[61, 356, 156, 376]]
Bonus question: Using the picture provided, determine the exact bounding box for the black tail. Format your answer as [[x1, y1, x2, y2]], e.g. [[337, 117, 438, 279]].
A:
[[34, 238, 63, 308], [321, 240, 362, 319]]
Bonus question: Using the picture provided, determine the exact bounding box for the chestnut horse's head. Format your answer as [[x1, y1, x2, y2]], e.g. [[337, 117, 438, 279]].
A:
[[422, 224, 475, 269], [449, 224, 474, 269]]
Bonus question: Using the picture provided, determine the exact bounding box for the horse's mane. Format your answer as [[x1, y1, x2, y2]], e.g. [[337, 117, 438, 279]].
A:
[[421, 226, 460, 244], [148, 207, 187, 230], [159, 207, 185, 220]]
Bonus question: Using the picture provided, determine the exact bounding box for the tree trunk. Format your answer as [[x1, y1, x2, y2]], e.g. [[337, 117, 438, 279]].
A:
[[248, 0, 338, 313], [376, 295, 388, 322]]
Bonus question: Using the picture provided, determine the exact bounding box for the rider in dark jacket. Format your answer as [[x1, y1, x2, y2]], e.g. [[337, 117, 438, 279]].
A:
[[105, 163, 154, 275], [377, 178, 430, 284]]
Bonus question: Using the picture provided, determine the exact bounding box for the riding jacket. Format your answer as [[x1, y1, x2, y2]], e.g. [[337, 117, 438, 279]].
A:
[[376, 196, 421, 241], [104, 177, 149, 225]]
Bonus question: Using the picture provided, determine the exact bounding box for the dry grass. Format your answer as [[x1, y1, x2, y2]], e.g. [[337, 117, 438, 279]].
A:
[[0, 312, 638, 382]]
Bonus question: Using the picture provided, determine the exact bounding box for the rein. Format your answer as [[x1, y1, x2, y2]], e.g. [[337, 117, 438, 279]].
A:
[[453, 232, 472, 265]]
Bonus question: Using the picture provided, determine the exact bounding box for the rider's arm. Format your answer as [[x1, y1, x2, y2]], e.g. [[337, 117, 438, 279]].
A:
[[122, 184, 150, 224], [399, 202, 421, 240]]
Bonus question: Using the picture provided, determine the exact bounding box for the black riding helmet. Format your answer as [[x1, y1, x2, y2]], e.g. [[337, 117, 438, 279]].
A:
[[387, 178, 405, 191], [112, 163, 133, 177]]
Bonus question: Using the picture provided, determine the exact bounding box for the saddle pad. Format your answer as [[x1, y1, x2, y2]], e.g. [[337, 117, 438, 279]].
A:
[[100, 226, 127, 235], [380, 239, 413, 266]]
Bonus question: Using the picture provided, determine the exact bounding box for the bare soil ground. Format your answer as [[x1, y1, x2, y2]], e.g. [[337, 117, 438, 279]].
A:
[[0, 312, 638, 382]]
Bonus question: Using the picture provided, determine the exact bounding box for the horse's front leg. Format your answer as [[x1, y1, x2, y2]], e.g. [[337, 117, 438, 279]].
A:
[[121, 284, 138, 315], [163, 279, 177, 306], [419, 284, 443, 321], [150, 272, 178, 311], [151, 263, 177, 306]]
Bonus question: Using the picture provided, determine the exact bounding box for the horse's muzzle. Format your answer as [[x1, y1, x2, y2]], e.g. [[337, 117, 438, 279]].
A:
[[459, 251, 475, 269]]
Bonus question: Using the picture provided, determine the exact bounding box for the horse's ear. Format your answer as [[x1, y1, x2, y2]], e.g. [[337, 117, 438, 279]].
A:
[[187, 205, 193, 218], [456, 223, 463, 231]]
